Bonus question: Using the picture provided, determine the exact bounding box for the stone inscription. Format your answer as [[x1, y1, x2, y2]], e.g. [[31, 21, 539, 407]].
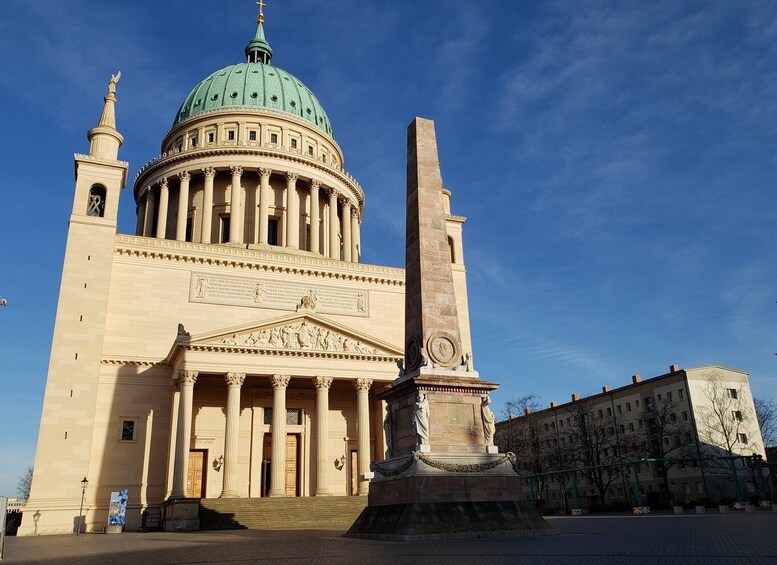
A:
[[446, 403, 475, 427], [190, 273, 368, 316]]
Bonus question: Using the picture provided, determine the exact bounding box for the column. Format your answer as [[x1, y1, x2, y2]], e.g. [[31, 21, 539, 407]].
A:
[[171, 370, 198, 499], [268, 374, 291, 497], [351, 208, 361, 263], [135, 196, 146, 236], [229, 166, 243, 244], [341, 199, 352, 262], [354, 378, 373, 496], [327, 187, 339, 259], [175, 171, 191, 241], [313, 376, 333, 495], [257, 167, 271, 244], [156, 177, 169, 239], [285, 172, 300, 249], [221, 372, 245, 498], [166, 375, 181, 498], [200, 167, 215, 244], [143, 187, 156, 237], [309, 180, 321, 254]]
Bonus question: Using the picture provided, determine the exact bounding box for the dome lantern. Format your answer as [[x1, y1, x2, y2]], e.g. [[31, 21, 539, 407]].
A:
[[245, 1, 273, 64]]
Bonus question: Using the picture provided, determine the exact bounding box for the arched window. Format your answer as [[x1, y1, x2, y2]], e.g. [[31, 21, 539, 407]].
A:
[[447, 236, 456, 264], [87, 185, 107, 217]]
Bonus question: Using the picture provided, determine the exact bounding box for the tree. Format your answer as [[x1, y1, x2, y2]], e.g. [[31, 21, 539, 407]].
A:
[[17, 466, 33, 500], [754, 397, 776, 448], [565, 401, 623, 508], [636, 394, 698, 504]]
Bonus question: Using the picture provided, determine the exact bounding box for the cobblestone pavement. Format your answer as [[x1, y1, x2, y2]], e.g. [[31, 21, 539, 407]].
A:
[[4, 513, 776, 564]]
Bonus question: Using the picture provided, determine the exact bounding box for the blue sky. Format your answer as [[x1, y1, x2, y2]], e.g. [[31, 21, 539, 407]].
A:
[[0, 0, 775, 497]]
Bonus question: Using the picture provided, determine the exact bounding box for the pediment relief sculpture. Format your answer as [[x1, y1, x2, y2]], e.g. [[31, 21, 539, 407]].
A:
[[213, 320, 381, 355]]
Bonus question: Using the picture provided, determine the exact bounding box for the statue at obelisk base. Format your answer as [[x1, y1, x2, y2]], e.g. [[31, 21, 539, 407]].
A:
[[346, 118, 552, 541]]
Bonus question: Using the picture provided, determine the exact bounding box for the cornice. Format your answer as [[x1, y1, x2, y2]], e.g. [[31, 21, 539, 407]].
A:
[[113, 234, 406, 286], [183, 343, 401, 362]]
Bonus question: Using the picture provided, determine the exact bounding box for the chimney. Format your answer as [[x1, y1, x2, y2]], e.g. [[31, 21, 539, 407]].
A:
[[632, 374, 641, 384], [550, 402, 557, 408], [509, 415, 515, 420], [602, 386, 611, 393], [669, 364, 680, 373], [524, 408, 532, 415], [572, 393, 580, 402]]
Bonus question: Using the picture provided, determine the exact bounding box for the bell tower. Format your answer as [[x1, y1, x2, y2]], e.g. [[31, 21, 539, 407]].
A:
[[21, 75, 128, 535]]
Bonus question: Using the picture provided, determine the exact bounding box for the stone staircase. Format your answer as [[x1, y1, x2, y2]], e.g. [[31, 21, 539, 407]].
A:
[[198, 496, 368, 530]]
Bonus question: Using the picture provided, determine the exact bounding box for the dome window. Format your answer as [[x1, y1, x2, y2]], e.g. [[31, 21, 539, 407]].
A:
[[251, 92, 259, 99], [87, 185, 106, 217], [211, 94, 219, 101], [249, 131, 257, 141], [289, 101, 296, 107], [235, 69, 243, 74], [268, 72, 275, 76], [283, 77, 289, 81], [270, 133, 278, 144], [270, 95, 278, 102], [195, 99, 202, 106], [306, 108, 311, 114], [230, 91, 239, 98], [290, 138, 298, 149], [220, 71, 227, 76]]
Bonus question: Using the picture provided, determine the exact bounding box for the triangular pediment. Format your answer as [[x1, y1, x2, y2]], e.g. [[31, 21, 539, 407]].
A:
[[180, 312, 403, 357]]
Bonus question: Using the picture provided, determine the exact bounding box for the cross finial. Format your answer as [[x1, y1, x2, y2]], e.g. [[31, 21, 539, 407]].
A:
[[257, 0, 267, 24]]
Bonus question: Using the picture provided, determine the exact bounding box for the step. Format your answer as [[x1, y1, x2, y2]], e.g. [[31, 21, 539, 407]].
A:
[[198, 496, 368, 531]]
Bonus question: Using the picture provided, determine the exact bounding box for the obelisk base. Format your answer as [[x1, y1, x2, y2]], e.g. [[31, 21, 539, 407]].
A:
[[345, 452, 553, 541]]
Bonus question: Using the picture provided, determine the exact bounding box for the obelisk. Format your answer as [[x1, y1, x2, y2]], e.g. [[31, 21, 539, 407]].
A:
[[346, 118, 552, 540]]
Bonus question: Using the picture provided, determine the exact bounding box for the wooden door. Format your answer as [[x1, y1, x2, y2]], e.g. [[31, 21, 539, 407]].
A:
[[285, 434, 299, 497], [186, 450, 207, 498], [350, 450, 358, 496]]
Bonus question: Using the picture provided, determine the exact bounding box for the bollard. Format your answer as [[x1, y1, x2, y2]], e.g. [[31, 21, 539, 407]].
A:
[[695, 505, 706, 514], [673, 506, 683, 515], [744, 504, 755, 513], [719, 505, 729, 514]]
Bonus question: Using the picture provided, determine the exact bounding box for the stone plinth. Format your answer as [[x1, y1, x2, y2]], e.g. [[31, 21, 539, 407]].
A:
[[162, 498, 200, 531]]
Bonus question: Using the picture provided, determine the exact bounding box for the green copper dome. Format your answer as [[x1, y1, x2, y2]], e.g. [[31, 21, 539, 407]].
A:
[[173, 19, 333, 137]]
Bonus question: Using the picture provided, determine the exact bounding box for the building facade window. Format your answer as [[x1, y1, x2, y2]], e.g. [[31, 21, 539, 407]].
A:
[[268, 218, 279, 245], [227, 130, 235, 141], [220, 216, 230, 243], [727, 388, 738, 399], [732, 410, 743, 422], [291, 138, 298, 149], [121, 420, 136, 441], [249, 130, 257, 141], [270, 133, 278, 144], [737, 433, 748, 444]]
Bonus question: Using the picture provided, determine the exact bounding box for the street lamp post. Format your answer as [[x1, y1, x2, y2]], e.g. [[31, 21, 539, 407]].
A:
[[77, 477, 88, 536]]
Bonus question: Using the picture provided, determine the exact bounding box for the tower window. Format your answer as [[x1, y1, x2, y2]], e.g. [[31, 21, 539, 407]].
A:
[[268, 218, 279, 245], [191, 136, 197, 148], [249, 130, 257, 141], [290, 138, 298, 149], [208, 132, 215, 143], [87, 185, 106, 217], [227, 130, 235, 141], [270, 133, 278, 144], [307, 146, 314, 156]]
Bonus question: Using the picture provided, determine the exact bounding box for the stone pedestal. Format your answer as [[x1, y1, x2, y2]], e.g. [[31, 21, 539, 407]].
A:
[[162, 499, 200, 531]]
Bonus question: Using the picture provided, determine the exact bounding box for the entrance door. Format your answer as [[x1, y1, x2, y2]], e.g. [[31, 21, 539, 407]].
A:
[[186, 449, 207, 498], [261, 434, 300, 496], [350, 449, 358, 495], [285, 434, 299, 497]]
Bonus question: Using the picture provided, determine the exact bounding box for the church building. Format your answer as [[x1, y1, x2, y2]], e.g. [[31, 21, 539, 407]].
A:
[[21, 7, 473, 535]]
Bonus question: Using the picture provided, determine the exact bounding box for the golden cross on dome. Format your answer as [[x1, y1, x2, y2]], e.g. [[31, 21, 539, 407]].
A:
[[256, 0, 267, 24]]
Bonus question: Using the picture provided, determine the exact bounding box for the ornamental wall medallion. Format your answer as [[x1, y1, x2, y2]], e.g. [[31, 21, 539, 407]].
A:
[[427, 331, 461, 369], [189, 273, 369, 317]]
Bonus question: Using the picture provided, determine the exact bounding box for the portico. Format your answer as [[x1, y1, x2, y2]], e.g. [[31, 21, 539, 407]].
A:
[[164, 313, 401, 502]]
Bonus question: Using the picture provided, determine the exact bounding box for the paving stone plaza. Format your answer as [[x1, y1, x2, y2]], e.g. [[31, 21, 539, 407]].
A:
[[4, 513, 776, 564]]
